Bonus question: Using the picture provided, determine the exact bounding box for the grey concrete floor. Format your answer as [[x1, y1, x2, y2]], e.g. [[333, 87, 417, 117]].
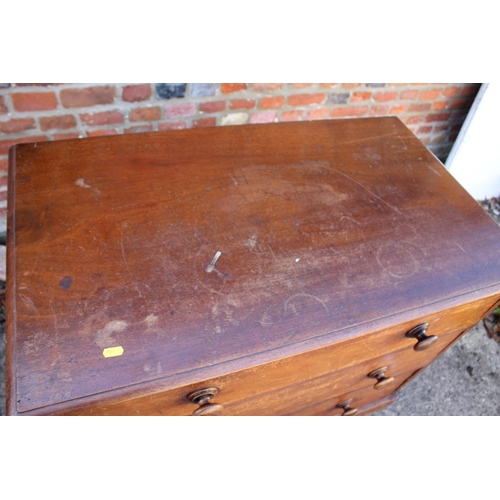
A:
[[373, 321, 500, 415]]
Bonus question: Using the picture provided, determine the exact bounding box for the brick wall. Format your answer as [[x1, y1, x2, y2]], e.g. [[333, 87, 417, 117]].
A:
[[0, 82, 480, 175]]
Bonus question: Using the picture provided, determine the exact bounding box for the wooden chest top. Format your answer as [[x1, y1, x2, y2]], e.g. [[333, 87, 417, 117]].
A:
[[7, 117, 500, 414]]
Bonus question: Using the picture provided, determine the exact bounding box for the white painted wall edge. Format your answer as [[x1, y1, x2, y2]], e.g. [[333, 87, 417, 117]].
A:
[[445, 83, 500, 200]]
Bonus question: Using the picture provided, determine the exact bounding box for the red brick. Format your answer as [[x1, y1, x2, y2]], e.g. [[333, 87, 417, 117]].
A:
[[0, 96, 7, 114], [417, 125, 432, 134], [251, 83, 282, 91], [374, 91, 398, 102], [306, 108, 330, 120], [390, 104, 406, 114], [221, 83, 247, 94], [288, 93, 326, 106], [448, 132, 459, 141], [230, 99, 255, 110], [39, 114, 77, 131], [369, 105, 389, 116], [449, 98, 472, 109], [53, 132, 80, 140], [86, 129, 118, 137], [11, 92, 57, 111], [61, 86, 116, 108], [405, 115, 424, 125], [129, 107, 161, 122], [408, 103, 431, 112], [451, 123, 463, 133], [434, 124, 449, 132], [80, 110, 124, 126], [350, 92, 371, 102], [400, 89, 418, 100], [419, 89, 442, 100], [260, 96, 285, 109], [331, 106, 368, 117], [444, 86, 460, 98], [193, 117, 216, 128], [291, 83, 313, 88], [0, 158, 8, 171], [433, 101, 447, 110], [460, 85, 480, 97], [250, 112, 276, 124], [0, 118, 35, 134], [320, 83, 337, 87], [199, 101, 225, 113], [122, 84, 151, 102], [124, 125, 153, 134], [425, 113, 451, 122], [158, 121, 187, 131], [0, 135, 47, 155], [342, 83, 360, 89], [14, 83, 60, 87], [164, 102, 196, 118], [281, 110, 303, 122]]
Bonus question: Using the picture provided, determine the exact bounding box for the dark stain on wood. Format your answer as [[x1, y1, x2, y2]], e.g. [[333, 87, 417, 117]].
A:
[[59, 276, 72, 290]]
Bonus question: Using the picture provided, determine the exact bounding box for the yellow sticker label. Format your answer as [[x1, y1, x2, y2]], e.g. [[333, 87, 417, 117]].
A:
[[103, 346, 124, 358]]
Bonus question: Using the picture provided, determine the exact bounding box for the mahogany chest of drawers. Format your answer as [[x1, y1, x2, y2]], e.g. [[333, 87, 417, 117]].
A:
[[6, 117, 500, 416]]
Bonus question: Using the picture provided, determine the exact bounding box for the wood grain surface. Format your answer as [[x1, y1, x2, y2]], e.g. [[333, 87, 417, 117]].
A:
[[41, 295, 496, 415], [285, 373, 414, 417], [7, 117, 500, 414]]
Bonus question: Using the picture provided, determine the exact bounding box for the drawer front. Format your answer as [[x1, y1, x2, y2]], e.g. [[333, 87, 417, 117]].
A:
[[195, 329, 462, 416], [356, 396, 397, 416], [55, 295, 495, 416], [286, 370, 418, 416], [213, 369, 412, 417], [63, 327, 462, 416]]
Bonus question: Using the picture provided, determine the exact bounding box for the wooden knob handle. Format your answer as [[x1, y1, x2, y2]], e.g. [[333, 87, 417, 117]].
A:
[[336, 399, 358, 416], [367, 366, 395, 390], [405, 323, 438, 351], [193, 404, 223, 416], [186, 387, 223, 416]]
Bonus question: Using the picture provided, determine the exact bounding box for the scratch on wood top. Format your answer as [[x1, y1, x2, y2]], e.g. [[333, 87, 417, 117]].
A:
[[425, 162, 443, 177], [328, 167, 406, 216], [333, 132, 399, 148], [285, 293, 330, 316], [259, 292, 330, 327]]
